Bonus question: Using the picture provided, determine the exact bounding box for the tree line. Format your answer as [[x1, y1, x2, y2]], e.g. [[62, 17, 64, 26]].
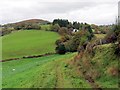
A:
[[52, 19, 94, 54]]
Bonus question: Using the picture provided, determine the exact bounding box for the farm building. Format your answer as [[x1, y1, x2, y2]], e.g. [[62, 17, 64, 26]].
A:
[[72, 29, 79, 33]]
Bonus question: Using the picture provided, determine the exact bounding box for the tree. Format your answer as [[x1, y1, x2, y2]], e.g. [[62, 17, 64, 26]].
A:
[[73, 21, 80, 29], [51, 24, 60, 32], [58, 27, 68, 35], [87, 25, 94, 40], [67, 22, 73, 29], [114, 25, 120, 56], [65, 31, 82, 52], [52, 19, 69, 27]]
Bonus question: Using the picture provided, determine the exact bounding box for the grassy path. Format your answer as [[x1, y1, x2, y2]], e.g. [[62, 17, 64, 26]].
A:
[[2, 53, 91, 88]]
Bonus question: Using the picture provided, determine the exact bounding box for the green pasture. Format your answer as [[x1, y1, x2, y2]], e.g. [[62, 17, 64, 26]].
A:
[[2, 53, 91, 88], [2, 30, 59, 59]]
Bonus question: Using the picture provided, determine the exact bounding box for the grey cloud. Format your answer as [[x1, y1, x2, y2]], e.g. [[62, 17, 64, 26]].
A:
[[0, 0, 119, 25]]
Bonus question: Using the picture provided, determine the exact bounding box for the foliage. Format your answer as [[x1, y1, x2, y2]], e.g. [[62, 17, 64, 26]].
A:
[[65, 32, 82, 52], [58, 27, 69, 35], [113, 25, 120, 56], [55, 44, 66, 54], [91, 24, 113, 34], [55, 23, 94, 53], [51, 24, 60, 32], [0, 27, 15, 36], [71, 43, 119, 88], [67, 22, 73, 29], [14, 23, 41, 30], [53, 19, 69, 27], [73, 21, 80, 29], [41, 24, 52, 31]]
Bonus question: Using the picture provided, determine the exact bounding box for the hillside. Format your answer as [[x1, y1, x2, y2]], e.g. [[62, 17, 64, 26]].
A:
[[92, 44, 118, 88], [15, 19, 50, 25], [69, 43, 119, 88], [4, 19, 51, 27], [2, 30, 59, 60]]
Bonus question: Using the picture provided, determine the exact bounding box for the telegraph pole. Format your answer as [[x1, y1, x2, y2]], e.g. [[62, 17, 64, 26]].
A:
[[118, 1, 120, 25]]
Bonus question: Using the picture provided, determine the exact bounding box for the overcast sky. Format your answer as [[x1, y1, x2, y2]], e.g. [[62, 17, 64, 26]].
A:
[[0, 0, 119, 25]]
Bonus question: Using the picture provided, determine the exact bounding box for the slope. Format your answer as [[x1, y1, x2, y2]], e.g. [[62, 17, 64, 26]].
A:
[[2, 30, 59, 60], [69, 43, 119, 88]]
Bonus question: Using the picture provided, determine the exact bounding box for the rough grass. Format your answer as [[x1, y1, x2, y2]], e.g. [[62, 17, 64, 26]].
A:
[[94, 34, 106, 39], [92, 44, 119, 88], [2, 53, 91, 88], [69, 43, 119, 88], [2, 30, 59, 59]]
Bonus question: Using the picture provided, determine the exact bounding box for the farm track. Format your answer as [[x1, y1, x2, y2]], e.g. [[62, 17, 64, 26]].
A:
[[54, 62, 64, 88], [1, 52, 56, 62]]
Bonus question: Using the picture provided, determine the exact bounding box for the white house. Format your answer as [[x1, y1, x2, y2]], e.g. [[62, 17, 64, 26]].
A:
[[72, 29, 79, 33]]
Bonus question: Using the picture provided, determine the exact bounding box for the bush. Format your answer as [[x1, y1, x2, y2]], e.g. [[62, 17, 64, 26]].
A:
[[58, 27, 69, 35], [14, 23, 41, 30], [55, 39, 62, 46], [55, 44, 66, 54], [1, 27, 13, 36], [114, 25, 120, 56], [51, 24, 60, 32]]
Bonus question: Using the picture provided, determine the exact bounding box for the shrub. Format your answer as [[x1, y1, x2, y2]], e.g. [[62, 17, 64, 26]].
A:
[[51, 24, 60, 32], [55, 39, 62, 46], [114, 25, 120, 56], [58, 27, 69, 35], [55, 44, 66, 54], [14, 23, 41, 30], [1, 27, 13, 36], [65, 40, 77, 52]]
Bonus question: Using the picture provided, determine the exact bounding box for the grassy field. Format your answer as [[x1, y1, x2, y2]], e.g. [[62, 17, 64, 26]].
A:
[[2, 53, 91, 88], [2, 30, 59, 59]]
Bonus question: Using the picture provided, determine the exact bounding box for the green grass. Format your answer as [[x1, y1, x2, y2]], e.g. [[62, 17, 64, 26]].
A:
[[41, 24, 52, 31], [2, 30, 59, 59], [94, 34, 106, 39], [2, 53, 91, 88]]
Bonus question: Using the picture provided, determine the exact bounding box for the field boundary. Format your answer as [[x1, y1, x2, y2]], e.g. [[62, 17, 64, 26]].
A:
[[1, 52, 56, 62]]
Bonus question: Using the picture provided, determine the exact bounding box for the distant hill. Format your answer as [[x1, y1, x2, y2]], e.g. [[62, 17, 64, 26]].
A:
[[14, 19, 51, 25], [3, 19, 51, 27]]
